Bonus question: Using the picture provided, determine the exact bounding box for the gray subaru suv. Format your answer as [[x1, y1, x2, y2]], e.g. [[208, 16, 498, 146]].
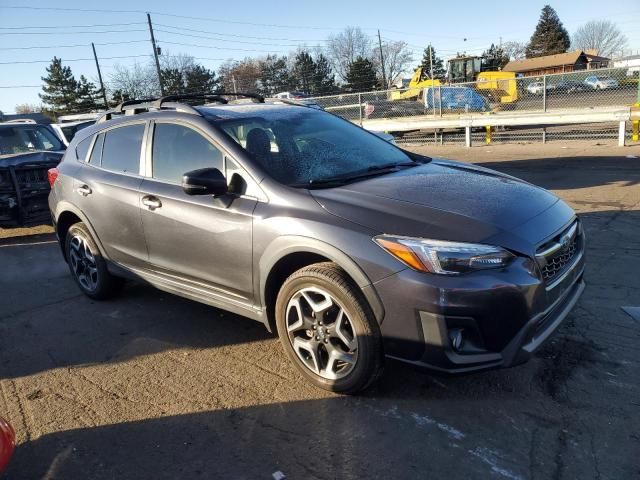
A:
[[48, 93, 585, 393]]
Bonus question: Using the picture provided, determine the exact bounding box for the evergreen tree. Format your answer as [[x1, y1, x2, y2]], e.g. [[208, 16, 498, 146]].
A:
[[185, 65, 220, 93], [345, 57, 379, 92], [292, 51, 316, 94], [311, 54, 336, 95], [39, 57, 79, 114], [260, 55, 292, 96], [161, 68, 185, 95], [419, 45, 446, 80], [526, 5, 570, 58], [75, 75, 100, 112], [482, 44, 510, 70]]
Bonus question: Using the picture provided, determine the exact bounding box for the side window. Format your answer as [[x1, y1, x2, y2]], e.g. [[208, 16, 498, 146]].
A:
[[88, 133, 104, 165], [75, 136, 92, 162], [152, 123, 223, 183], [101, 124, 145, 174]]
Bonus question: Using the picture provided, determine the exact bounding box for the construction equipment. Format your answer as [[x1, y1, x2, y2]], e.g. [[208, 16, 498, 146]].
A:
[[447, 55, 518, 105], [389, 67, 440, 100]]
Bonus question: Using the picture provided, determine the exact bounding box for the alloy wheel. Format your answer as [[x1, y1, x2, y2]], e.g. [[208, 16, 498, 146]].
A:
[[286, 287, 358, 380], [68, 233, 98, 292]]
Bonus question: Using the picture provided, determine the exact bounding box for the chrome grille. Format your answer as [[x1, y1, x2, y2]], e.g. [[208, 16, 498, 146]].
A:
[[536, 221, 581, 283]]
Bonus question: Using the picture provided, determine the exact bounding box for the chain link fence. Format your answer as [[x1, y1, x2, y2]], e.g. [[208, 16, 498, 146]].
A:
[[311, 67, 640, 145]]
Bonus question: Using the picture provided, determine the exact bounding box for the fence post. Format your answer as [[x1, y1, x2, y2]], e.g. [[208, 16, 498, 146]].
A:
[[465, 126, 472, 148], [438, 85, 442, 118], [542, 75, 547, 112], [358, 93, 363, 127], [618, 121, 626, 147]]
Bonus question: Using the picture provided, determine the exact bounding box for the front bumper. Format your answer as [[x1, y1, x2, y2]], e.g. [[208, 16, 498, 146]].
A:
[[374, 250, 585, 373]]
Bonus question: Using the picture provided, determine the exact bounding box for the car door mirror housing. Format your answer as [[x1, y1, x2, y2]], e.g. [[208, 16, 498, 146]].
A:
[[182, 168, 228, 196]]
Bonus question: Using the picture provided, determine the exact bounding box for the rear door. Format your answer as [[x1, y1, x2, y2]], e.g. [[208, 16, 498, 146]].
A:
[[72, 122, 148, 267], [138, 121, 257, 300]]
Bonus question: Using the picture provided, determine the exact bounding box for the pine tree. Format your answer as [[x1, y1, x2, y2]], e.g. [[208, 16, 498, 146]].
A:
[[292, 51, 316, 94], [311, 54, 336, 95], [419, 45, 446, 80], [39, 57, 79, 114], [482, 44, 510, 70], [260, 55, 292, 96], [184, 65, 220, 93], [161, 68, 185, 95], [345, 57, 379, 92], [75, 75, 100, 112], [526, 5, 570, 58]]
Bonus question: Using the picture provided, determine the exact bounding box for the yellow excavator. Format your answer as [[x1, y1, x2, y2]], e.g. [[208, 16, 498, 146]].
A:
[[390, 55, 518, 106]]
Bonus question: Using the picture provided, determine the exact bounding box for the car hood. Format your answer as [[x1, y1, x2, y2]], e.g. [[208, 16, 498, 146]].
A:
[[0, 150, 64, 167], [310, 159, 574, 254]]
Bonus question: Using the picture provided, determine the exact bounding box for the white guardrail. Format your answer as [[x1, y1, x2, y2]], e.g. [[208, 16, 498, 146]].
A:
[[359, 104, 640, 147]]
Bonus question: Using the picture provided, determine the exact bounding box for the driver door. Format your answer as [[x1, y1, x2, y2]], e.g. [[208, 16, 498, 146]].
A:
[[138, 121, 257, 300]]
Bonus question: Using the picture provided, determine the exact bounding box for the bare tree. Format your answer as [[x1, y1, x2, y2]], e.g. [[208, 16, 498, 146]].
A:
[[572, 20, 628, 58], [217, 58, 263, 93], [14, 103, 43, 114], [326, 27, 372, 82], [374, 40, 413, 88], [502, 41, 527, 61], [108, 61, 159, 99]]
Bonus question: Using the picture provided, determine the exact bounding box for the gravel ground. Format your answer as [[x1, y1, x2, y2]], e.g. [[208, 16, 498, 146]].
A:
[[1, 143, 639, 479]]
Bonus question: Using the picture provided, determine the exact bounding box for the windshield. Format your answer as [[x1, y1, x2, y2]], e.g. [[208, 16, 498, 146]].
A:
[[0, 124, 64, 155], [216, 107, 416, 187]]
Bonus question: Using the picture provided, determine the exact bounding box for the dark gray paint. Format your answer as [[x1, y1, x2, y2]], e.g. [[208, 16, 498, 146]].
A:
[[49, 103, 584, 371]]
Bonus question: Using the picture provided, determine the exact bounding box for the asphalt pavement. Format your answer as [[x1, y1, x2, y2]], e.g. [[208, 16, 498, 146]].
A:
[[1, 143, 639, 479]]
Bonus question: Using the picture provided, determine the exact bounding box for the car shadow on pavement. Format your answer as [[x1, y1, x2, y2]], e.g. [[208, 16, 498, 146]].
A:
[[477, 155, 640, 191], [1, 207, 639, 479]]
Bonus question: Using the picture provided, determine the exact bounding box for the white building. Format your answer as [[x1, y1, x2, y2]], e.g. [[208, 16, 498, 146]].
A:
[[613, 54, 640, 75]]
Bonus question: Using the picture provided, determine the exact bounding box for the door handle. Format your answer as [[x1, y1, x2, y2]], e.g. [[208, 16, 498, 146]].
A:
[[142, 195, 162, 210], [76, 184, 92, 196]]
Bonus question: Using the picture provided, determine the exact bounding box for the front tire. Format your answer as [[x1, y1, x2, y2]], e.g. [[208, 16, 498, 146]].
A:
[[65, 222, 123, 300], [275, 262, 383, 394]]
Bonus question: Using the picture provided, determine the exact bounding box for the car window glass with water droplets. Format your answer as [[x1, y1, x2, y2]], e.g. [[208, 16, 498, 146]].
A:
[[217, 108, 411, 186]]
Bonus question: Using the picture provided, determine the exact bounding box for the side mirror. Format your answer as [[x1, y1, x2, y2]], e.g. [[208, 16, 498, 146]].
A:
[[182, 168, 228, 197]]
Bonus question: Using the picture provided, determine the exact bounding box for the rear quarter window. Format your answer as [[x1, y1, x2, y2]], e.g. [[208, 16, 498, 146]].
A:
[[75, 136, 92, 162], [100, 124, 145, 174]]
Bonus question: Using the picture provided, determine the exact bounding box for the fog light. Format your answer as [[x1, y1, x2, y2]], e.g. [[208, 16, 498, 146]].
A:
[[449, 328, 464, 352]]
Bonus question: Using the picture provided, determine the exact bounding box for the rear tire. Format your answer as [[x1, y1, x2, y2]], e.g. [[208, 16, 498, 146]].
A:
[[275, 262, 383, 394], [64, 222, 123, 300]]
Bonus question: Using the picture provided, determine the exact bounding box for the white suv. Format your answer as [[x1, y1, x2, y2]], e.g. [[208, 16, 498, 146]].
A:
[[583, 75, 618, 90]]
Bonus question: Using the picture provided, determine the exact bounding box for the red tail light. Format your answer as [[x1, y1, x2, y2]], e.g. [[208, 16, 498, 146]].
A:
[[0, 417, 15, 474], [47, 167, 59, 187]]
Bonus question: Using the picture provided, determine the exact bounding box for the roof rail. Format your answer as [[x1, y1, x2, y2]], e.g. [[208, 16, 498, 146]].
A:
[[153, 92, 264, 108], [2, 119, 37, 124], [95, 91, 266, 124]]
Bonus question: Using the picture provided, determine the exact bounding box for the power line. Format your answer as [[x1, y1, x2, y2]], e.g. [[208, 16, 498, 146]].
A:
[[0, 40, 150, 51], [155, 31, 323, 49], [0, 22, 146, 30], [0, 29, 148, 36], [154, 23, 326, 42], [0, 85, 41, 89], [0, 55, 151, 65], [157, 40, 296, 54]]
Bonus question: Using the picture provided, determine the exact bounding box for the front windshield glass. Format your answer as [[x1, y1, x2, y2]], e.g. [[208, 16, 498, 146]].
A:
[[215, 107, 416, 187], [0, 125, 64, 155]]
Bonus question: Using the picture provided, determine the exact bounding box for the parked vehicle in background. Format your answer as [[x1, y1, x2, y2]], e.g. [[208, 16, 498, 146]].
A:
[[0, 121, 64, 226], [273, 91, 310, 100], [51, 120, 95, 146], [583, 75, 619, 90], [424, 86, 489, 112], [51, 113, 101, 146], [526, 82, 545, 95], [0, 417, 15, 474], [50, 94, 584, 393], [552, 80, 588, 93]]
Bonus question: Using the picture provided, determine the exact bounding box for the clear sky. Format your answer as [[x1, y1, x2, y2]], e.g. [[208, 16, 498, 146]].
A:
[[1, 0, 639, 113]]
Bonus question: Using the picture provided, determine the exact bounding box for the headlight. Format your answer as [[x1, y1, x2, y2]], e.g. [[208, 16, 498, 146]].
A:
[[374, 235, 515, 275]]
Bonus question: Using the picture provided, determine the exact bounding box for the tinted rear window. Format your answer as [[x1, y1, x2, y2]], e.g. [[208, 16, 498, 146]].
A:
[[76, 136, 92, 161], [100, 124, 144, 174]]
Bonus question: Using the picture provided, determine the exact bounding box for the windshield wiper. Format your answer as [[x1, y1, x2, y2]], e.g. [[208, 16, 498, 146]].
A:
[[298, 161, 419, 188]]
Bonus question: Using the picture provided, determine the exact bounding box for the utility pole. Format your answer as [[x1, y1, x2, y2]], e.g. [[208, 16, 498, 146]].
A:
[[147, 13, 164, 96], [377, 30, 387, 88], [91, 42, 109, 108], [429, 44, 434, 80]]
